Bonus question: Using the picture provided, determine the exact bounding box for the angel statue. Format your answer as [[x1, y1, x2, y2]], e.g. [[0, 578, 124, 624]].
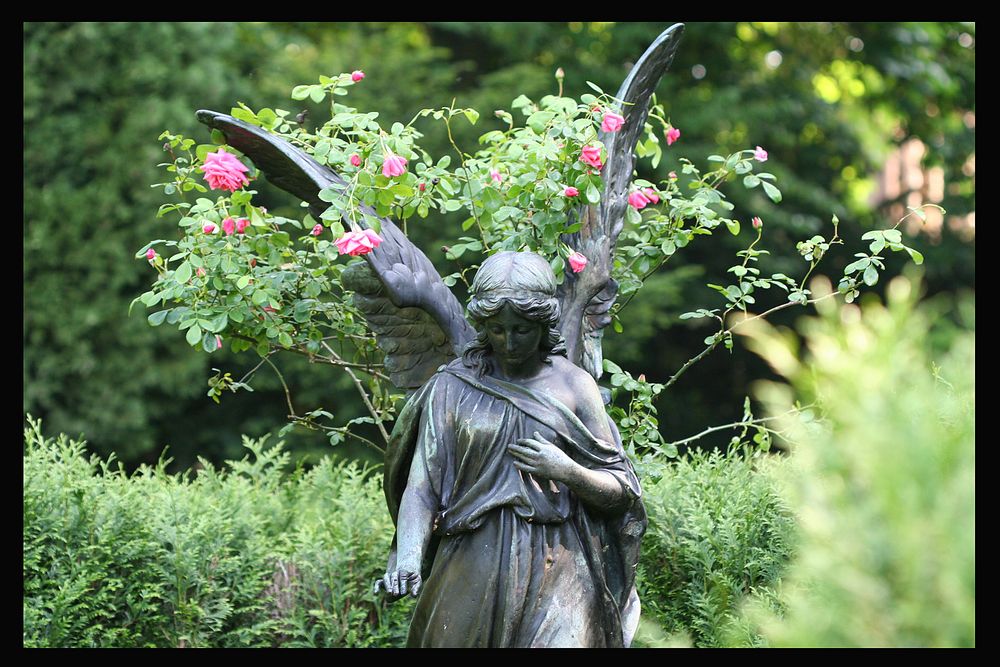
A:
[[195, 24, 685, 647]]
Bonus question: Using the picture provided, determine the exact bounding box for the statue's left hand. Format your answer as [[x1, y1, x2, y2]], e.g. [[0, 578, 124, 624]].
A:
[[509, 432, 576, 483]]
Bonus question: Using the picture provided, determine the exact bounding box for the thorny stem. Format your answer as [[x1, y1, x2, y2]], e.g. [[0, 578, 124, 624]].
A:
[[664, 406, 808, 449], [263, 356, 296, 417], [228, 332, 388, 380], [664, 291, 840, 390], [444, 104, 489, 249], [321, 341, 391, 444], [291, 417, 385, 456]]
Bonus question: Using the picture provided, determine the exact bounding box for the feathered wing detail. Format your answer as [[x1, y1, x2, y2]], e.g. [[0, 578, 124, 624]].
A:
[[557, 24, 685, 379], [196, 111, 475, 389], [341, 262, 456, 391]]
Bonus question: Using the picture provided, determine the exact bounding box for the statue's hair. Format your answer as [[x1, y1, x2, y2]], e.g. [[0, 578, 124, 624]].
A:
[[462, 251, 567, 376]]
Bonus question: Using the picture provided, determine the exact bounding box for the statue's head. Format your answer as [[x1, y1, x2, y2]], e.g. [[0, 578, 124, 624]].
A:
[[462, 251, 567, 375]]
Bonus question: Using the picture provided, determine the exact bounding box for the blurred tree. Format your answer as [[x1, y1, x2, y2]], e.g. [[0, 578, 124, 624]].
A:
[[24, 23, 251, 463]]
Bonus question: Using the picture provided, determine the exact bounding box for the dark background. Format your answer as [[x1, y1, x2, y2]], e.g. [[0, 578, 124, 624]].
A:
[[24, 22, 975, 471]]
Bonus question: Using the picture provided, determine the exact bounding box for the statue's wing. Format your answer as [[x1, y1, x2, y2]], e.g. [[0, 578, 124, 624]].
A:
[[196, 110, 475, 390], [557, 24, 685, 379]]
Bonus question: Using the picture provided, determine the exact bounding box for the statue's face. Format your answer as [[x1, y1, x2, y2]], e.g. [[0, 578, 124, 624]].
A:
[[484, 303, 545, 366]]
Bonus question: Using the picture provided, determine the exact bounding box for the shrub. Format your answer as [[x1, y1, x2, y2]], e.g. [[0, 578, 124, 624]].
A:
[[635, 448, 795, 647], [23, 417, 410, 648]]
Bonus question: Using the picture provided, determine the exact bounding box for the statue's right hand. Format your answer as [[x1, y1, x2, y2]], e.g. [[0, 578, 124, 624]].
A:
[[373, 569, 422, 600]]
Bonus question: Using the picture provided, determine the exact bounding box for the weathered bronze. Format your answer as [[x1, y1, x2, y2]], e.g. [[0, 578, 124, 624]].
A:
[[196, 23, 685, 647], [376, 251, 646, 647]]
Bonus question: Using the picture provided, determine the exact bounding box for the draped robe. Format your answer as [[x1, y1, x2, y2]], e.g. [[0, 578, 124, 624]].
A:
[[383, 359, 647, 648]]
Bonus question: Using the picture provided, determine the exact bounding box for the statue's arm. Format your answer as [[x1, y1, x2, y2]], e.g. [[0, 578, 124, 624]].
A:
[[395, 452, 437, 575], [376, 417, 439, 600]]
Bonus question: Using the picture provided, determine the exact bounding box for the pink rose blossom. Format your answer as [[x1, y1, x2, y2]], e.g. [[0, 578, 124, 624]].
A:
[[601, 111, 625, 133], [362, 228, 383, 248], [490, 169, 503, 184], [311, 224, 324, 236], [752, 216, 763, 229], [754, 145, 768, 162], [350, 153, 362, 167], [235, 218, 249, 234], [262, 305, 277, 313], [579, 145, 603, 170], [637, 374, 646, 382], [351, 70, 365, 82], [222, 217, 236, 236], [197, 267, 206, 277], [418, 182, 426, 192], [628, 190, 651, 210], [382, 150, 408, 178], [564, 186, 579, 197], [200, 148, 250, 192], [669, 171, 678, 180], [568, 252, 588, 273], [642, 187, 660, 204], [665, 127, 681, 145], [215, 335, 223, 350], [202, 222, 217, 234], [146, 248, 157, 261], [334, 229, 382, 256]]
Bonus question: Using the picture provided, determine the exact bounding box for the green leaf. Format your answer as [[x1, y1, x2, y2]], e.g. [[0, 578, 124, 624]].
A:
[[743, 174, 760, 188], [278, 332, 293, 347], [725, 219, 740, 236], [186, 324, 203, 346], [585, 182, 601, 204], [211, 129, 227, 145], [905, 246, 924, 265], [204, 313, 228, 333], [174, 260, 192, 284], [463, 109, 480, 125], [202, 334, 219, 353], [863, 266, 879, 286], [237, 275, 252, 290], [761, 181, 782, 203], [147, 310, 168, 326], [526, 110, 556, 133], [309, 87, 326, 104], [291, 85, 312, 100]]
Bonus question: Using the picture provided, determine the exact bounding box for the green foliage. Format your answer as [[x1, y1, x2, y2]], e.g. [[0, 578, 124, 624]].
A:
[[634, 447, 795, 647], [23, 416, 410, 648], [735, 277, 975, 646], [23, 23, 249, 462]]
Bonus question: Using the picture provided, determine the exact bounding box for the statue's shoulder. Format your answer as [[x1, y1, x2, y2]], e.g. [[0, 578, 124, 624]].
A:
[[549, 355, 598, 387]]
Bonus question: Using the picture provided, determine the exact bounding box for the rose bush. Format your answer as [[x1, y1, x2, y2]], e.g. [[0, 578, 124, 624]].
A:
[[139, 70, 930, 458]]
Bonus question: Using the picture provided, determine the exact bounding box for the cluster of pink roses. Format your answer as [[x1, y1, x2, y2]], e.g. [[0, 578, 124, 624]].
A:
[[200, 148, 250, 192], [628, 187, 660, 210], [334, 228, 383, 256]]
